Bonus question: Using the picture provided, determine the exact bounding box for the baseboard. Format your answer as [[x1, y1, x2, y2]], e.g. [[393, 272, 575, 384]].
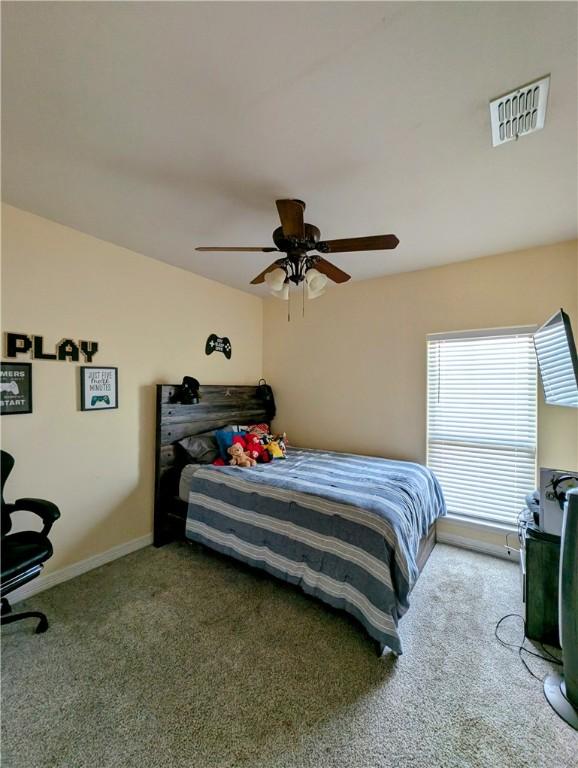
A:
[[436, 530, 518, 562], [8, 533, 154, 604], [9, 527, 514, 604]]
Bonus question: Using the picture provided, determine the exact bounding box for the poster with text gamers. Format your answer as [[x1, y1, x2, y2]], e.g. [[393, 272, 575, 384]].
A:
[[0, 362, 32, 415]]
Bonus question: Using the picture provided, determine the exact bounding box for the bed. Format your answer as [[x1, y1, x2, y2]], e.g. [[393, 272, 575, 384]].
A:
[[154, 384, 446, 654]]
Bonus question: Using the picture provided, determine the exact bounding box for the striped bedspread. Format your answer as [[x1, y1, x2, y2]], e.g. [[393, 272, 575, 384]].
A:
[[185, 447, 446, 654]]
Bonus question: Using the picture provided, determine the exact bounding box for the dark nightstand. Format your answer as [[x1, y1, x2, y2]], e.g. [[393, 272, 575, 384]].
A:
[[520, 524, 561, 647]]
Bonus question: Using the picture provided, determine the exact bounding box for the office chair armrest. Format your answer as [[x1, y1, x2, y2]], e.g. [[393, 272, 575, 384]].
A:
[[13, 498, 61, 536]]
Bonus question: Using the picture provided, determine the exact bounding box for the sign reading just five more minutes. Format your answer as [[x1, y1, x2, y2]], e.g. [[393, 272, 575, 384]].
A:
[[4, 333, 98, 362]]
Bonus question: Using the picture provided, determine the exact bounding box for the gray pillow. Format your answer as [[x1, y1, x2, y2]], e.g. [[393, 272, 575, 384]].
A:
[[177, 432, 219, 464]]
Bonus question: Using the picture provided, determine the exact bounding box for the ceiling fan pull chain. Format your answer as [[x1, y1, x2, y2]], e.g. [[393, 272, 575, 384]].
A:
[[287, 285, 291, 323], [302, 281, 305, 318]]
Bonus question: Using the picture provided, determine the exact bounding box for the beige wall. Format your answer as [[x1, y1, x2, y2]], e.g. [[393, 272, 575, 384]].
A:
[[1, 205, 262, 574], [264, 240, 578, 552], [2, 204, 576, 575]]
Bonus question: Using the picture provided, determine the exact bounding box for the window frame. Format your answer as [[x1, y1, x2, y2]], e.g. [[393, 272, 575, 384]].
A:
[[426, 325, 538, 529]]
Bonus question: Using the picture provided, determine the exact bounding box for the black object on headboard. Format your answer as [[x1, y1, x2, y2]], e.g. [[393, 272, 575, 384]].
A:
[[153, 384, 270, 546], [169, 376, 200, 405], [257, 378, 276, 419]]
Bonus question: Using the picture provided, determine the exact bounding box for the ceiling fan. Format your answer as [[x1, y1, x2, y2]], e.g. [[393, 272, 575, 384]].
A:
[[196, 199, 399, 299]]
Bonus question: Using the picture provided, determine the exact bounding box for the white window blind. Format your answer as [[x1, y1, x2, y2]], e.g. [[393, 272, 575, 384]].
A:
[[427, 328, 537, 527]]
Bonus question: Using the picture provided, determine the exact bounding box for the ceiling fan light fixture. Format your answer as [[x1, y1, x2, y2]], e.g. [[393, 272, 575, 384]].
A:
[[306, 284, 326, 300], [271, 283, 289, 301], [264, 267, 287, 292], [305, 268, 328, 295]]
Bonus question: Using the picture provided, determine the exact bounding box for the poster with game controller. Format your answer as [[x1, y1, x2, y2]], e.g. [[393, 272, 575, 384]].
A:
[[0, 362, 32, 415], [80, 366, 118, 411]]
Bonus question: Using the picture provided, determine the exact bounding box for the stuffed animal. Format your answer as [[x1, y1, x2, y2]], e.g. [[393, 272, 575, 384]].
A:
[[266, 441, 284, 460], [248, 423, 270, 439], [266, 433, 287, 460], [227, 442, 256, 468], [276, 432, 288, 455], [244, 432, 270, 463]]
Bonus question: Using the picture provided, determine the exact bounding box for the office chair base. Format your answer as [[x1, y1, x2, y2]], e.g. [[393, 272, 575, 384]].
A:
[[1, 597, 12, 615], [1, 610, 49, 634]]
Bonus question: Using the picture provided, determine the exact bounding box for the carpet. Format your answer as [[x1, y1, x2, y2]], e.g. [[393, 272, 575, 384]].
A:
[[1, 542, 576, 768]]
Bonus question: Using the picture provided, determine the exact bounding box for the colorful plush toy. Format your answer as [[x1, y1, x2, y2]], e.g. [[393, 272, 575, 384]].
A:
[[266, 441, 284, 460], [276, 432, 288, 455], [248, 423, 270, 439], [266, 432, 287, 460], [244, 432, 270, 463], [227, 442, 256, 467]]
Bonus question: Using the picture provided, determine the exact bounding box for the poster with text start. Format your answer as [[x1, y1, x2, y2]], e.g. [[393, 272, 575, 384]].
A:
[[0, 362, 32, 415]]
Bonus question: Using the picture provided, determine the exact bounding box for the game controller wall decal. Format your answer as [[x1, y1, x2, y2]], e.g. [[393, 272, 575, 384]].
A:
[[205, 334, 232, 360], [0, 362, 32, 415], [80, 366, 118, 411]]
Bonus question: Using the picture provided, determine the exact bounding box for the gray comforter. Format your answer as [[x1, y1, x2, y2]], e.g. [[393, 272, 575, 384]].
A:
[[185, 447, 446, 653]]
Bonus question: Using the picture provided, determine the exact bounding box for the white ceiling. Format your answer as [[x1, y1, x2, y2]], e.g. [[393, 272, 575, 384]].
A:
[[2, 2, 577, 294]]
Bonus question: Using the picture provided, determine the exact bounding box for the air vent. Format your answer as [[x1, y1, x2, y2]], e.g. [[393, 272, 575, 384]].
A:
[[489, 75, 550, 147]]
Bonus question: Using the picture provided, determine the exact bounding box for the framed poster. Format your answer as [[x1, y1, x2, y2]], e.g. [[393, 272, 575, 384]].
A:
[[80, 366, 118, 411], [0, 362, 32, 415]]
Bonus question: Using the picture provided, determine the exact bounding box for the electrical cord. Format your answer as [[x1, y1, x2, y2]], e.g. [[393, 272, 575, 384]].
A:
[[504, 508, 530, 556], [494, 613, 562, 682], [538, 640, 563, 664], [504, 531, 520, 555]]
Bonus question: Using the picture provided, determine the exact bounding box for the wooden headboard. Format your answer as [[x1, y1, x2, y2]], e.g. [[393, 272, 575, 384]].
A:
[[153, 384, 269, 545]]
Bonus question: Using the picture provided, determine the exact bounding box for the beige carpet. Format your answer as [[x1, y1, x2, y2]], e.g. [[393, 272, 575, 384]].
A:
[[1, 542, 576, 768]]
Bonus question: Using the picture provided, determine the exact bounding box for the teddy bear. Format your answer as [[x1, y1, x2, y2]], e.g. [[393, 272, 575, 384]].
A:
[[227, 442, 257, 468]]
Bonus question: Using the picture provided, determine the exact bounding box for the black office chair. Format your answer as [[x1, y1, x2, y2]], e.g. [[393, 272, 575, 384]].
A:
[[1, 450, 60, 633]]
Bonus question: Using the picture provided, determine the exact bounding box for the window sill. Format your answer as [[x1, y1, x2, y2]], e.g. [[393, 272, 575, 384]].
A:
[[436, 514, 519, 562], [442, 513, 517, 536]]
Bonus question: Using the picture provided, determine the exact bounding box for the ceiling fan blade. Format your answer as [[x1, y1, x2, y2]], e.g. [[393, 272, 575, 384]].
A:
[[275, 199, 305, 238], [314, 257, 351, 284], [317, 234, 399, 253], [250, 260, 284, 285], [196, 247, 278, 252]]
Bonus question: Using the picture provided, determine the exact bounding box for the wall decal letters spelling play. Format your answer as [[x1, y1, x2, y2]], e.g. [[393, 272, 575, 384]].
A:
[[205, 334, 231, 360], [4, 333, 98, 362]]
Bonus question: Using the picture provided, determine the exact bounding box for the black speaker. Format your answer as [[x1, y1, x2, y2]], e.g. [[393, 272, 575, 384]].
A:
[[544, 487, 578, 729]]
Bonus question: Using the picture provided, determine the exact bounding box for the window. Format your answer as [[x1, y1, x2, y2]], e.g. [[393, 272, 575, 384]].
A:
[[427, 327, 537, 527]]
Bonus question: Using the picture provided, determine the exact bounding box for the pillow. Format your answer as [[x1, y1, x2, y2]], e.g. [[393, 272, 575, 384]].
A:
[[215, 428, 246, 461], [177, 432, 219, 464]]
